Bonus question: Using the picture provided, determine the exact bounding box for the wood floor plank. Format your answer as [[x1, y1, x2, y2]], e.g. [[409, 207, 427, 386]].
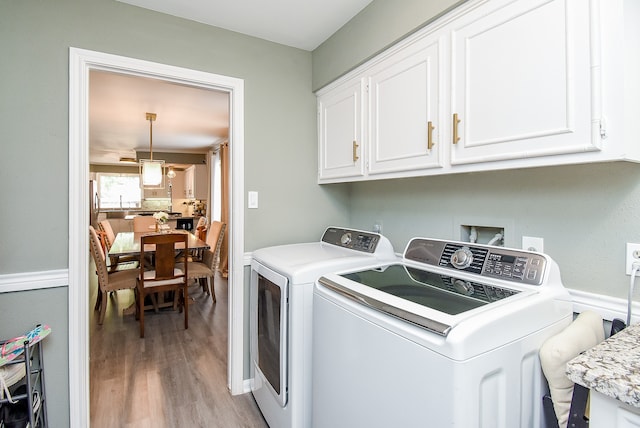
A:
[[89, 263, 268, 428]]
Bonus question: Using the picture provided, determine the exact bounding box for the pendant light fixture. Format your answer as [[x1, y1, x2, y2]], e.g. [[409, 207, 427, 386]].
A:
[[167, 167, 177, 179], [140, 112, 165, 189]]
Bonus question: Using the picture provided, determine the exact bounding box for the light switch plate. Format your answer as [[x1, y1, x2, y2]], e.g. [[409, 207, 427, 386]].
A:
[[248, 191, 258, 209]]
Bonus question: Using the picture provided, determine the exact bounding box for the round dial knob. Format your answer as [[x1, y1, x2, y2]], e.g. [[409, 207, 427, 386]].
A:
[[340, 232, 352, 246], [450, 247, 473, 269], [453, 279, 475, 296]]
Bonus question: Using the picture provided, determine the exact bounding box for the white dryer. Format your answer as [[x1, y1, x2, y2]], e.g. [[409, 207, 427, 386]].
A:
[[249, 227, 396, 428]]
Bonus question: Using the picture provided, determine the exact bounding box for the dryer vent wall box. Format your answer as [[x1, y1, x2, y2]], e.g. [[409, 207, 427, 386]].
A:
[[460, 225, 504, 246]]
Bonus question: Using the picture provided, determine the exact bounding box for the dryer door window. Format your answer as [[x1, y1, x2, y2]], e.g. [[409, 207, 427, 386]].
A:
[[250, 261, 288, 407], [257, 274, 284, 395]]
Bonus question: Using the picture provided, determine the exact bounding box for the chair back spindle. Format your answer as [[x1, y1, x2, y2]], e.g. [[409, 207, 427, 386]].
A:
[[137, 232, 189, 338]]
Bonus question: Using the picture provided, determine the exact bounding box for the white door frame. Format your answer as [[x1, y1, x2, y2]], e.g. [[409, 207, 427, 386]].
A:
[[68, 47, 245, 427]]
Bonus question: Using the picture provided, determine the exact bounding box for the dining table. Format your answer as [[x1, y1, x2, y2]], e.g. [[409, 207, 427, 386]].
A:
[[107, 230, 210, 315], [108, 230, 209, 258]]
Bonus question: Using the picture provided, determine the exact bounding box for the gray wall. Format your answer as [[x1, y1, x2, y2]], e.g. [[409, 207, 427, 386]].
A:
[[0, 288, 68, 428], [312, 0, 640, 301], [0, 0, 350, 426], [1, 0, 349, 275], [312, 0, 464, 90], [347, 163, 640, 300]]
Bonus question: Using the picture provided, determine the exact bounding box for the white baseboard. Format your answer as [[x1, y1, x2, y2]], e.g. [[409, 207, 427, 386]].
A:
[[244, 252, 252, 266], [567, 288, 637, 323]]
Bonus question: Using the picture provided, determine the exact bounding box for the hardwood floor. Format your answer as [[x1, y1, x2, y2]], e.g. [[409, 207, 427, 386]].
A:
[[89, 265, 268, 428]]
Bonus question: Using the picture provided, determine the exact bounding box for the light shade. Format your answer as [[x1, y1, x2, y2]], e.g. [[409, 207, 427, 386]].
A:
[[140, 159, 165, 188], [167, 167, 177, 179]]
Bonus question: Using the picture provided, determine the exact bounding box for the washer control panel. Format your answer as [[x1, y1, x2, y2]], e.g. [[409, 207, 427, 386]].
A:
[[405, 266, 521, 302], [404, 238, 547, 286], [321, 227, 381, 253]]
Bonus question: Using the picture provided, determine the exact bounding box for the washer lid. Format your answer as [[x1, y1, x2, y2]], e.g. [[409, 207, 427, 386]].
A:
[[319, 263, 533, 337], [253, 242, 396, 284], [252, 227, 396, 283], [342, 264, 520, 313]]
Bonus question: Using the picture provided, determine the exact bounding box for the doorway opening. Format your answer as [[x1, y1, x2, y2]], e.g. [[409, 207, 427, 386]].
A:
[[69, 48, 246, 427]]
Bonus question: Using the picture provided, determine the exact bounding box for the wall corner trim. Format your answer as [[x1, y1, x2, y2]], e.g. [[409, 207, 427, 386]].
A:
[[0, 269, 69, 293]]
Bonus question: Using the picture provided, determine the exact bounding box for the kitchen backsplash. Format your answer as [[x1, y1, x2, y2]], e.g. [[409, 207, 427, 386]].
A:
[[142, 198, 201, 217], [141, 198, 172, 211]]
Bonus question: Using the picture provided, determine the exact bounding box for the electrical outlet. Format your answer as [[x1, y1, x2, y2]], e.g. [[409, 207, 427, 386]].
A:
[[373, 221, 383, 234], [522, 236, 544, 252], [626, 243, 640, 275]]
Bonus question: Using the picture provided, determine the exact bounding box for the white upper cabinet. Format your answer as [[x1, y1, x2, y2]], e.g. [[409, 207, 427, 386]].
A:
[[316, 0, 640, 184], [185, 165, 194, 198], [317, 78, 365, 181], [449, 0, 595, 165], [185, 164, 208, 200], [368, 32, 444, 175]]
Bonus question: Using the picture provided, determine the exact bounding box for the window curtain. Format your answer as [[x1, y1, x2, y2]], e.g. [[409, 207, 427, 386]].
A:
[[219, 142, 229, 277], [209, 149, 220, 222]]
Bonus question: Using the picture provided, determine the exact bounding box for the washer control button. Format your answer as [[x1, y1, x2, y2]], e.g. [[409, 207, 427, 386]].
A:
[[451, 247, 473, 269], [340, 232, 352, 246], [453, 279, 475, 296]]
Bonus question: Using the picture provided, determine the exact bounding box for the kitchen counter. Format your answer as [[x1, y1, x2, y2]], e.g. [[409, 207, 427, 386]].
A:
[[566, 322, 640, 407], [98, 212, 192, 235], [103, 210, 184, 220]]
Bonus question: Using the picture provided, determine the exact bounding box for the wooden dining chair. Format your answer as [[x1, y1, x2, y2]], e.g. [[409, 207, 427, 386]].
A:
[[136, 232, 189, 338], [179, 221, 226, 303], [98, 219, 116, 248], [94, 226, 109, 253], [195, 216, 208, 241], [133, 215, 157, 232], [89, 226, 138, 324], [99, 219, 138, 271], [176, 216, 208, 263]]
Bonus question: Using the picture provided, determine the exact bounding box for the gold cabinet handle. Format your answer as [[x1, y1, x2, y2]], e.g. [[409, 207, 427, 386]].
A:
[[427, 121, 436, 150], [353, 140, 359, 162], [453, 113, 461, 145]]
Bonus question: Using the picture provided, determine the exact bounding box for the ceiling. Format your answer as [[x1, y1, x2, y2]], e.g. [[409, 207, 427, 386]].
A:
[[91, 0, 373, 165], [117, 0, 374, 51], [89, 70, 230, 164]]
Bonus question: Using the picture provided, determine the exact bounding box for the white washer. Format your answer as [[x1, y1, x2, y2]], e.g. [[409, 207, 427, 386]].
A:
[[250, 227, 396, 428], [312, 237, 573, 428]]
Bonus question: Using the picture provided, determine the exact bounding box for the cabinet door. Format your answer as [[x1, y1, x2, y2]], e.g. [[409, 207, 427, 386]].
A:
[[143, 187, 165, 199], [318, 78, 365, 181], [193, 164, 208, 200], [590, 390, 640, 428], [449, 0, 596, 165], [170, 169, 186, 198], [185, 166, 194, 198], [368, 34, 445, 175]]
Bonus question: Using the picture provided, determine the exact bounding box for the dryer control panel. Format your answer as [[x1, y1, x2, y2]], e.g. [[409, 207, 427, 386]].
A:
[[322, 227, 381, 253], [404, 238, 547, 286]]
